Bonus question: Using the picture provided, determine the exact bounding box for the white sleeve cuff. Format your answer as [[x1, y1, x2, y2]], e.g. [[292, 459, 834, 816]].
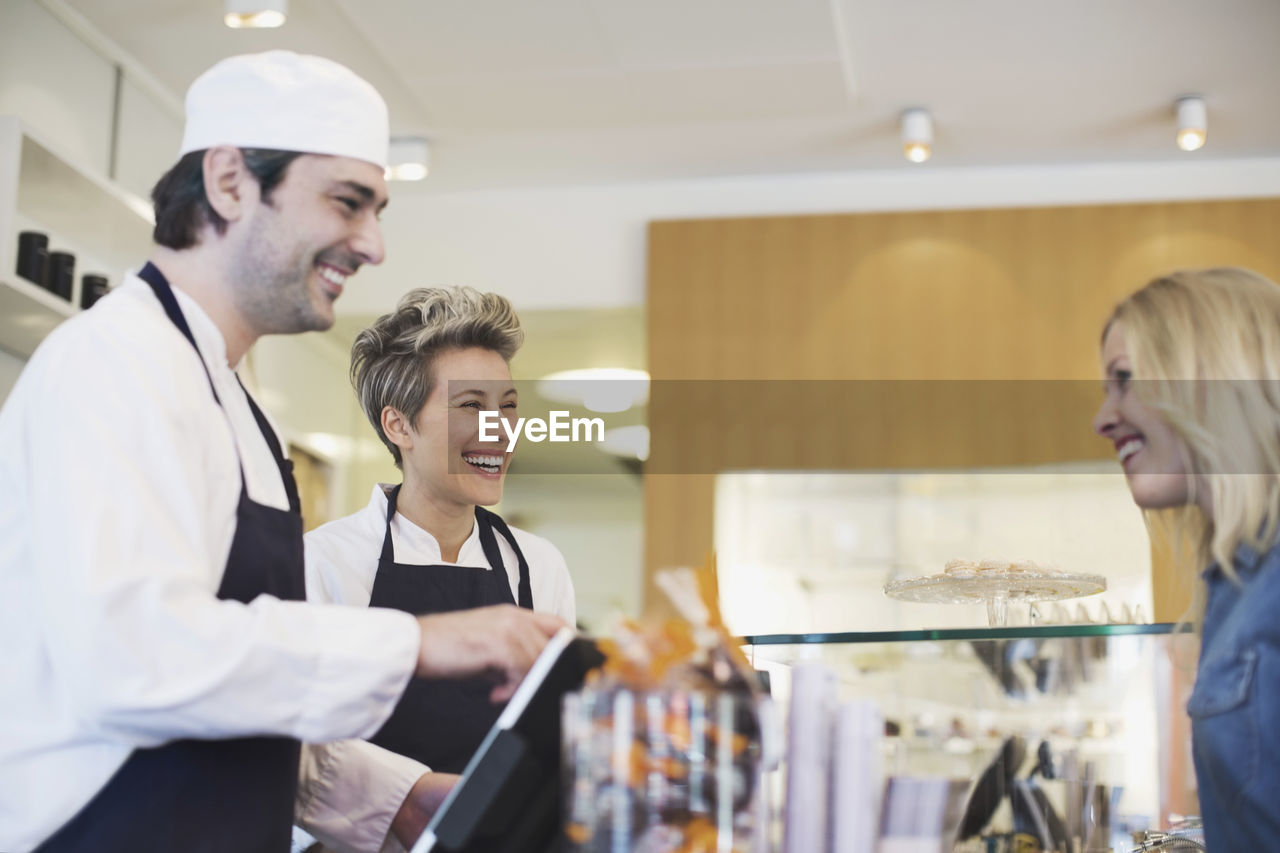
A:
[[295, 605, 420, 742], [297, 739, 429, 853]]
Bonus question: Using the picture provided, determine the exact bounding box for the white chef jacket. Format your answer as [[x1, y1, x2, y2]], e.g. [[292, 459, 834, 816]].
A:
[[0, 273, 422, 853]]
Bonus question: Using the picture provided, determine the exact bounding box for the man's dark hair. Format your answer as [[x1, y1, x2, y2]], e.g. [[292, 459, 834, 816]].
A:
[[150, 148, 304, 249]]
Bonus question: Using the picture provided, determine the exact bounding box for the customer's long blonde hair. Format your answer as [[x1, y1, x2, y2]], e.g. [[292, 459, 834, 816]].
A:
[[1106, 267, 1280, 619]]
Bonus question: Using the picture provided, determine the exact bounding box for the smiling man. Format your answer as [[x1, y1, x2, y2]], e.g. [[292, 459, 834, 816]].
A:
[[0, 52, 565, 853]]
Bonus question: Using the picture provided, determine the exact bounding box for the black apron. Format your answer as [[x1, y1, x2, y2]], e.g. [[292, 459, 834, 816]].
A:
[[367, 483, 534, 773], [36, 263, 305, 853]]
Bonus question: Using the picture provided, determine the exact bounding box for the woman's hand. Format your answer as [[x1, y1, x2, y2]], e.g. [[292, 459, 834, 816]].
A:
[[391, 771, 461, 848]]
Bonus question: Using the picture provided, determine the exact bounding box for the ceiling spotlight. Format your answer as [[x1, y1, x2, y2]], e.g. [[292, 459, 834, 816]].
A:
[[1175, 96, 1207, 152], [224, 0, 286, 28], [386, 136, 430, 181], [901, 108, 933, 163]]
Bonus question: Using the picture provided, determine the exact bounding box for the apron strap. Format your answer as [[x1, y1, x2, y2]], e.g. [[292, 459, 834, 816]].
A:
[[138, 262, 299, 514], [239, 380, 301, 514], [379, 483, 402, 563], [137, 262, 220, 404], [476, 506, 534, 610]]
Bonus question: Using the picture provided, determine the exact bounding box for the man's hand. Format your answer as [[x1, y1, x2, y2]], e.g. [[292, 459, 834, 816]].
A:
[[390, 772, 460, 849], [414, 605, 567, 702]]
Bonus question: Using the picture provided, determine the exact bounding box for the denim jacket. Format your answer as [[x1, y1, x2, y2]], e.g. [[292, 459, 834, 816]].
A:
[[1187, 542, 1280, 851]]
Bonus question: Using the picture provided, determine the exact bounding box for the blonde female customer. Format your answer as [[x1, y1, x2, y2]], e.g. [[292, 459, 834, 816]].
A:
[[306, 287, 576, 781], [1092, 267, 1280, 850]]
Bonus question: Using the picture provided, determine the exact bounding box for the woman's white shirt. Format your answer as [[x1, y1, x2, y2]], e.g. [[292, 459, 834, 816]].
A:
[[0, 275, 421, 853], [306, 484, 577, 625]]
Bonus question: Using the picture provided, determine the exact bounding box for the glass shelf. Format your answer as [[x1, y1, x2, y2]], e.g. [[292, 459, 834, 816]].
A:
[[739, 621, 1195, 845], [742, 621, 1181, 646]]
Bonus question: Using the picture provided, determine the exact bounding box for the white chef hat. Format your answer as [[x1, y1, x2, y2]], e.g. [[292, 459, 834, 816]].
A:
[[179, 50, 389, 169]]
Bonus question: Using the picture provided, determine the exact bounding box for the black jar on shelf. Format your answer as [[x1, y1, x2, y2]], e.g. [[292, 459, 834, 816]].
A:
[[81, 274, 110, 309], [47, 251, 75, 301], [16, 231, 50, 287]]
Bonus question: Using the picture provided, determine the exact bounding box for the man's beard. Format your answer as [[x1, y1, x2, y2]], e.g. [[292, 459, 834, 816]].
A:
[[231, 227, 330, 336]]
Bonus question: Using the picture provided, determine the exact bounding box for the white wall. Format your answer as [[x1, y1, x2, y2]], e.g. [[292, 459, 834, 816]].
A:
[[0, 0, 116, 175], [353, 156, 1280, 314], [114, 75, 181, 200]]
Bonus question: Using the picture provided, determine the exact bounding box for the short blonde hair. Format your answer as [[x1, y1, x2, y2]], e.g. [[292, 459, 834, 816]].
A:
[[351, 287, 524, 467], [1106, 267, 1280, 616]]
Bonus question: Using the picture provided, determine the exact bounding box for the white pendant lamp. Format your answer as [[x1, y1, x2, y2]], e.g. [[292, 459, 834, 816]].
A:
[[385, 136, 431, 181], [224, 0, 287, 28], [1175, 96, 1207, 152], [901, 108, 933, 163]]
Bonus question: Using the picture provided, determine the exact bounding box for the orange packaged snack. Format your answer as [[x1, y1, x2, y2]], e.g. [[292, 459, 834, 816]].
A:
[[561, 561, 767, 853]]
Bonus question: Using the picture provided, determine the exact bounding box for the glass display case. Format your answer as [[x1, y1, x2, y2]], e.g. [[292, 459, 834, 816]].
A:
[[742, 623, 1196, 853]]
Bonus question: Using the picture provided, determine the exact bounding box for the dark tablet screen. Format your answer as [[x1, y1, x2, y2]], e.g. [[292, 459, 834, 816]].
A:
[[410, 629, 605, 853]]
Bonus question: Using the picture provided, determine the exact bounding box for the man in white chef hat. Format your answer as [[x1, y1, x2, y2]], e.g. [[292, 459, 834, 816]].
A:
[[0, 51, 566, 853]]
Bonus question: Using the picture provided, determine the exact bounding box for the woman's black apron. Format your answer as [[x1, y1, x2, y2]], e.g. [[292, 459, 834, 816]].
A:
[[36, 263, 305, 853], [367, 483, 533, 773]]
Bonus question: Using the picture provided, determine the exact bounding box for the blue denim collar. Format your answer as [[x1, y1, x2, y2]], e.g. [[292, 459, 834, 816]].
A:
[[1203, 540, 1270, 582]]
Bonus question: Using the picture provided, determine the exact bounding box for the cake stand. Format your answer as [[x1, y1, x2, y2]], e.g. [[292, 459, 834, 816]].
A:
[[884, 568, 1107, 627]]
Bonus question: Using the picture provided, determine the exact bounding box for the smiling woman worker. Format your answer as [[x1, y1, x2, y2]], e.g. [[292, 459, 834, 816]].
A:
[[306, 287, 576, 774], [1092, 267, 1280, 850]]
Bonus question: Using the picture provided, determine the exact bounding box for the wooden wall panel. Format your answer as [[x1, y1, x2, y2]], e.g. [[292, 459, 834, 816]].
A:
[[645, 198, 1280, 619]]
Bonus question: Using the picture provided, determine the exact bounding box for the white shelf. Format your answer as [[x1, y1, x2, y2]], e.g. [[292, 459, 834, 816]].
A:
[[0, 273, 75, 358], [0, 116, 152, 359]]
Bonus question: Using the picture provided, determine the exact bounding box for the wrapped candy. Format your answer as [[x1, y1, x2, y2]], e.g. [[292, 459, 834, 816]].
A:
[[564, 562, 767, 853]]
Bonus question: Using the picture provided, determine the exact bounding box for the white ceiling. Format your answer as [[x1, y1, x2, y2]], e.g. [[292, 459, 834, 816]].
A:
[[46, 0, 1279, 474], [62, 0, 1280, 192]]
